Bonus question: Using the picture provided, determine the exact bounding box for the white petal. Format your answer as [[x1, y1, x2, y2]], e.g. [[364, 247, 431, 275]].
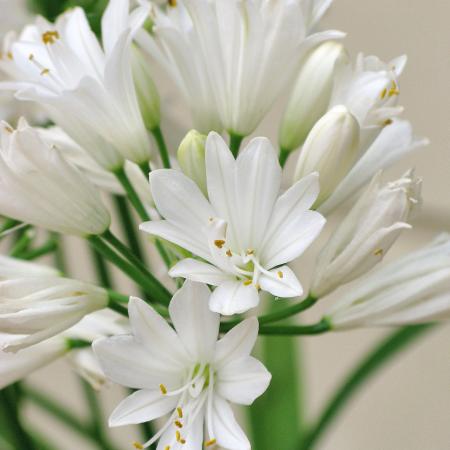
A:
[[211, 395, 250, 450], [109, 389, 177, 427], [258, 266, 303, 298], [214, 318, 258, 367], [169, 258, 232, 286], [101, 0, 130, 55], [209, 282, 260, 316], [217, 356, 271, 406], [169, 281, 220, 361]]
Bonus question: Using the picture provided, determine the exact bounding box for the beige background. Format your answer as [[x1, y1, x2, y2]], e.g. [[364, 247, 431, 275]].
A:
[[21, 0, 450, 449]]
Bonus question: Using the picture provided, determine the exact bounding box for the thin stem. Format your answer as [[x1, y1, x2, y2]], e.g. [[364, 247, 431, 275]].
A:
[[152, 126, 171, 168], [220, 295, 318, 332], [9, 226, 33, 257], [279, 147, 291, 168], [101, 230, 171, 303], [298, 324, 434, 450], [258, 319, 330, 335], [52, 233, 67, 274], [90, 246, 113, 288], [18, 238, 58, 260], [229, 133, 244, 158]]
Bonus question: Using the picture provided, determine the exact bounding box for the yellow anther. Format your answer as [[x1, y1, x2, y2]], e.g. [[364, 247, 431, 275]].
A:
[[383, 118, 393, 126], [7, 51, 13, 60], [243, 280, 252, 286], [159, 384, 167, 395], [374, 248, 384, 256], [28, 53, 34, 61], [174, 420, 183, 428], [226, 249, 232, 257], [205, 438, 217, 447], [277, 271, 283, 279], [168, 0, 177, 6], [42, 30, 60, 45], [208, 217, 214, 222], [180, 439, 186, 444], [255, 283, 261, 291], [133, 442, 144, 449], [176, 430, 182, 442], [388, 80, 400, 97], [4, 125, 14, 133], [177, 407, 183, 418], [40, 68, 50, 76], [246, 249, 254, 255], [214, 239, 225, 249], [380, 88, 387, 99], [164, 446, 171, 450]]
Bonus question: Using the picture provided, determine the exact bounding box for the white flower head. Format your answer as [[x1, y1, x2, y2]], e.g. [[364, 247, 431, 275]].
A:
[[141, 132, 326, 315], [94, 281, 271, 450], [311, 170, 422, 297], [0, 0, 152, 170], [0, 119, 111, 236], [326, 234, 450, 329], [137, 0, 343, 135], [0, 275, 108, 352]]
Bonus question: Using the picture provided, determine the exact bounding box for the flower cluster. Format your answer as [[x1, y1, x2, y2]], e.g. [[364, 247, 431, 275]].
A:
[[0, 0, 447, 449]]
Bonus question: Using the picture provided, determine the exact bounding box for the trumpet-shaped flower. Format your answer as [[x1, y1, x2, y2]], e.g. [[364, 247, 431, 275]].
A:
[[94, 281, 271, 450], [326, 234, 450, 329], [137, 0, 343, 135], [0, 119, 110, 236], [141, 133, 325, 315], [0, 0, 152, 170], [311, 170, 421, 297]]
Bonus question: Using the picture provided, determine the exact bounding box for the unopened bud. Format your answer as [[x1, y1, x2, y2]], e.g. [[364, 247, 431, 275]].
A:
[[294, 105, 360, 206], [132, 46, 160, 131], [177, 130, 207, 196], [279, 41, 348, 152]]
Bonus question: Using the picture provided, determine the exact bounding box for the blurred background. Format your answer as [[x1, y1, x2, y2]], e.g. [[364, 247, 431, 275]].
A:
[[2, 0, 449, 449]]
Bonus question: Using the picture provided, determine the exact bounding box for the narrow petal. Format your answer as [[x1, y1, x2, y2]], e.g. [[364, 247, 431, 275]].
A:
[[109, 389, 178, 427], [169, 259, 233, 286], [217, 356, 271, 405], [169, 281, 220, 361], [258, 266, 303, 298], [214, 318, 258, 367], [209, 282, 260, 316]]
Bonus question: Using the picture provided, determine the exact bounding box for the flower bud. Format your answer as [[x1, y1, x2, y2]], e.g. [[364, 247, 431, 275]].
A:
[[311, 170, 421, 297], [131, 46, 161, 131], [325, 234, 450, 329], [177, 130, 207, 196], [294, 105, 360, 206], [279, 41, 348, 152]]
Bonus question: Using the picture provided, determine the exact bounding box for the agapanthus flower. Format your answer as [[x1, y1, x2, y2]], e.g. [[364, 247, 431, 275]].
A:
[[141, 132, 325, 315], [137, 0, 343, 135], [94, 281, 271, 450], [0, 119, 110, 236], [326, 234, 450, 329], [0, 0, 152, 170]]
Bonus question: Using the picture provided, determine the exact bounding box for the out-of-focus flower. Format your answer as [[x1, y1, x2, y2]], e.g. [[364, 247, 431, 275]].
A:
[[0, 254, 59, 279], [293, 105, 360, 205], [0, 119, 111, 236], [0, 0, 152, 170], [94, 281, 271, 449], [311, 170, 422, 297], [141, 132, 325, 315], [279, 40, 348, 152], [137, 0, 343, 135], [325, 234, 450, 329], [177, 129, 207, 196]]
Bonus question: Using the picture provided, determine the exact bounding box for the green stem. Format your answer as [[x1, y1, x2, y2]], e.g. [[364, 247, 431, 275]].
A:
[[90, 246, 113, 288], [229, 133, 244, 158], [52, 233, 67, 274], [220, 295, 318, 332], [9, 227, 34, 257], [107, 290, 168, 318], [151, 126, 171, 168], [299, 324, 434, 450], [18, 238, 58, 260], [101, 230, 171, 303], [279, 147, 291, 168], [259, 319, 330, 335]]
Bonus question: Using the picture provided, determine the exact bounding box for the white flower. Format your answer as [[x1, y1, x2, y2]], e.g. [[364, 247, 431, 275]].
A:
[[311, 170, 422, 297], [0, 254, 59, 279], [0, 335, 67, 389], [326, 234, 450, 329], [93, 281, 271, 450], [0, 119, 111, 236], [0, 275, 108, 352], [293, 105, 360, 205], [137, 0, 343, 135], [141, 132, 325, 315], [279, 40, 347, 152], [318, 119, 429, 214], [0, 0, 152, 170]]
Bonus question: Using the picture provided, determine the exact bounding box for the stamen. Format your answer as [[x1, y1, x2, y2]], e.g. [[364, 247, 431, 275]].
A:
[[277, 271, 283, 279], [255, 283, 261, 291], [388, 80, 400, 97], [175, 430, 182, 442], [42, 30, 60, 45], [373, 248, 384, 256], [168, 0, 177, 6], [40, 68, 50, 76], [380, 88, 387, 99], [133, 442, 144, 449], [174, 420, 183, 428], [205, 438, 217, 447], [164, 447, 170, 450], [214, 240, 225, 249], [159, 384, 168, 395], [383, 118, 393, 126], [7, 51, 13, 60], [177, 407, 183, 418], [4, 125, 14, 133], [243, 280, 252, 286], [246, 249, 254, 255], [226, 249, 232, 257]]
